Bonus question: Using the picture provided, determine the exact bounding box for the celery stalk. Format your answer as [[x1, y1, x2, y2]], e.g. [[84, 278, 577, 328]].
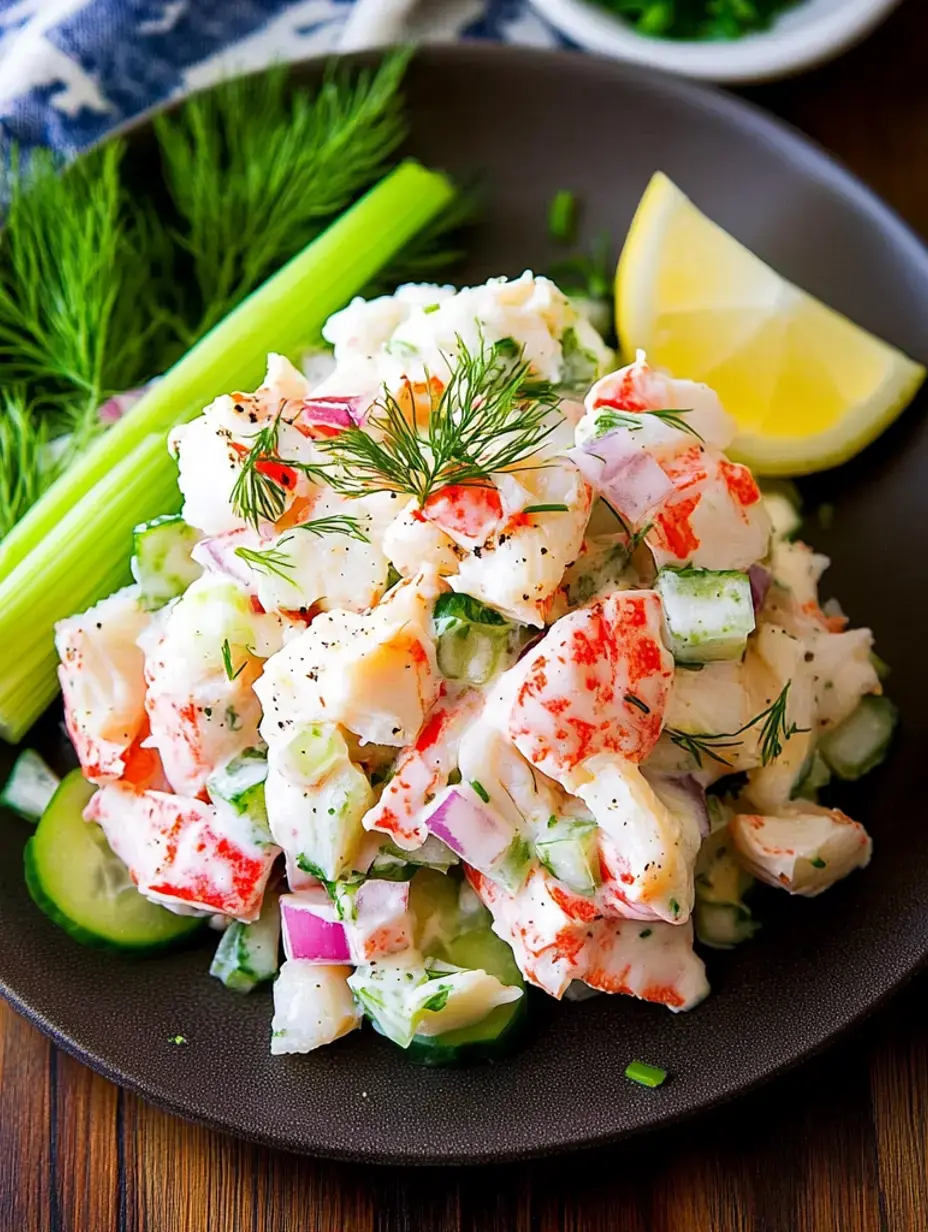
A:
[[0, 160, 455, 581], [0, 160, 455, 742], [0, 434, 181, 742]]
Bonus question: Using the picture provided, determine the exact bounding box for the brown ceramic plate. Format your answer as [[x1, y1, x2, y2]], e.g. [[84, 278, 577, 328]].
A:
[[1, 44, 927, 1165]]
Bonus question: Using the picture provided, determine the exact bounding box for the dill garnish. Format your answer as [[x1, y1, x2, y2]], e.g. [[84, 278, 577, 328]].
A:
[[296, 515, 369, 544], [665, 682, 806, 769], [234, 539, 298, 585], [221, 638, 246, 681], [317, 335, 562, 505], [596, 408, 704, 443]]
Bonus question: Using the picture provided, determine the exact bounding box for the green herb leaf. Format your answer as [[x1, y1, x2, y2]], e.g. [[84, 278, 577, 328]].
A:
[[548, 189, 577, 243], [665, 681, 807, 769], [523, 503, 569, 514], [296, 514, 369, 543]]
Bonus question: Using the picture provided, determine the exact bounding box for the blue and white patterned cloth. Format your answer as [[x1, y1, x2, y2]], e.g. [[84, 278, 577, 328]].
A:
[[0, 1, 567, 157]]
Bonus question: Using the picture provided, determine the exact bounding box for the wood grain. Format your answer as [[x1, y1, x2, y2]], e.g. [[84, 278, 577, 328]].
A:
[[3, 3, 928, 1229]]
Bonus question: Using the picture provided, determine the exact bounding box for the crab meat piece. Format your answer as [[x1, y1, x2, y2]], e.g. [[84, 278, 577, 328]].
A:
[[581, 352, 736, 450], [449, 460, 592, 628], [487, 588, 673, 782], [141, 575, 285, 796], [86, 784, 278, 922], [465, 865, 593, 999], [339, 878, 414, 963], [362, 689, 482, 850], [383, 498, 462, 579], [564, 754, 701, 924], [255, 567, 444, 749], [742, 623, 816, 812], [731, 804, 872, 896], [270, 961, 361, 1055], [456, 722, 563, 831], [584, 917, 709, 1011], [55, 587, 152, 784], [645, 444, 771, 572]]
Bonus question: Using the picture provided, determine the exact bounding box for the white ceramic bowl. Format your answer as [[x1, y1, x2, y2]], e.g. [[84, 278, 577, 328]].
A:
[[527, 0, 905, 83]]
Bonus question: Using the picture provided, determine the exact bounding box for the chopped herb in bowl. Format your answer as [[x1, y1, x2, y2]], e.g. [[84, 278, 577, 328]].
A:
[[593, 0, 800, 40]]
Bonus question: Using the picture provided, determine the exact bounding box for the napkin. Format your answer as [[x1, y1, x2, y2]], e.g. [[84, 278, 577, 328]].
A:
[[0, 0, 565, 157]]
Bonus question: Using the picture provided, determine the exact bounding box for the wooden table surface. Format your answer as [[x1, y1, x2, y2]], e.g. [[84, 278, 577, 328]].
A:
[[3, 5, 928, 1230]]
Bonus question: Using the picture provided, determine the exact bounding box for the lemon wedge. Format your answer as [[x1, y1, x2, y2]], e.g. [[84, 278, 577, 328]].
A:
[[616, 172, 925, 475]]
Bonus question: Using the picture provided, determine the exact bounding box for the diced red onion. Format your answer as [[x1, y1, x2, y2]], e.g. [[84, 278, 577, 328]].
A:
[[569, 429, 673, 524], [647, 772, 711, 838], [280, 891, 350, 964], [425, 787, 513, 875], [293, 396, 364, 437], [192, 529, 258, 585], [748, 564, 771, 613]]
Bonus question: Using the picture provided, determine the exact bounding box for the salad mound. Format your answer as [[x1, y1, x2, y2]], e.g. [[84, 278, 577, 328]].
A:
[[32, 273, 894, 1060]]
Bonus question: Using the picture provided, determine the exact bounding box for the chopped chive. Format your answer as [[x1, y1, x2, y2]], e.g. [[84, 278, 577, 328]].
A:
[[669, 897, 680, 917], [624, 693, 650, 714], [523, 503, 569, 514], [639, 928, 652, 939], [471, 779, 490, 804], [169, 1034, 188, 1046], [423, 302, 440, 314], [810, 856, 827, 869], [625, 1060, 667, 1088], [548, 189, 577, 243]]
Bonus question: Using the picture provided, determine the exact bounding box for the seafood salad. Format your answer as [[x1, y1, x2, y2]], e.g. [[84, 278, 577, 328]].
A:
[[32, 273, 895, 1062]]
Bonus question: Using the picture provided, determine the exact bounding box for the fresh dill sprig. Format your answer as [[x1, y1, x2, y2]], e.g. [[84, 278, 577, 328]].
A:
[[524, 503, 569, 514], [318, 336, 562, 505], [601, 498, 652, 553], [155, 51, 412, 339], [229, 413, 328, 530], [220, 638, 246, 681], [665, 681, 805, 769], [234, 539, 298, 585], [0, 392, 55, 538], [296, 514, 369, 543], [596, 407, 704, 443]]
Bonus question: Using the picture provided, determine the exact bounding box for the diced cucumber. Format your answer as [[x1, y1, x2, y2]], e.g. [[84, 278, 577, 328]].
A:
[[535, 817, 600, 896], [1, 749, 60, 822], [432, 593, 522, 686], [404, 868, 526, 1065], [369, 834, 458, 879], [819, 694, 898, 781], [210, 891, 280, 993], [131, 514, 202, 610], [25, 770, 203, 953], [207, 747, 268, 821], [694, 831, 758, 951], [559, 326, 602, 392], [656, 568, 755, 663], [791, 749, 832, 801], [492, 834, 534, 895]]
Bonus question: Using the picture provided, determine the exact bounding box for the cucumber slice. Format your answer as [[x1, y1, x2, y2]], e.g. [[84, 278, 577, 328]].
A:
[[819, 695, 898, 781], [25, 770, 203, 953], [406, 869, 527, 1066], [131, 514, 202, 611], [694, 831, 758, 951], [1, 749, 59, 822], [535, 818, 599, 896]]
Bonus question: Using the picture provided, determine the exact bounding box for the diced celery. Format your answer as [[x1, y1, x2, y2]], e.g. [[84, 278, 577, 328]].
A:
[[207, 748, 268, 821], [694, 831, 757, 951], [0, 749, 60, 821], [432, 592, 519, 686], [656, 567, 755, 664], [210, 892, 281, 993]]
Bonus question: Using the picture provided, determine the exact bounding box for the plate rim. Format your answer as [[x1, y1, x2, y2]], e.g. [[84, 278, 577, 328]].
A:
[[2, 41, 928, 1165]]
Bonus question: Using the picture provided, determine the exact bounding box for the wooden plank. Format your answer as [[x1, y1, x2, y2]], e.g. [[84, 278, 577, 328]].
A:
[[51, 1050, 120, 1232], [0, 1000, 52, 1232]]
